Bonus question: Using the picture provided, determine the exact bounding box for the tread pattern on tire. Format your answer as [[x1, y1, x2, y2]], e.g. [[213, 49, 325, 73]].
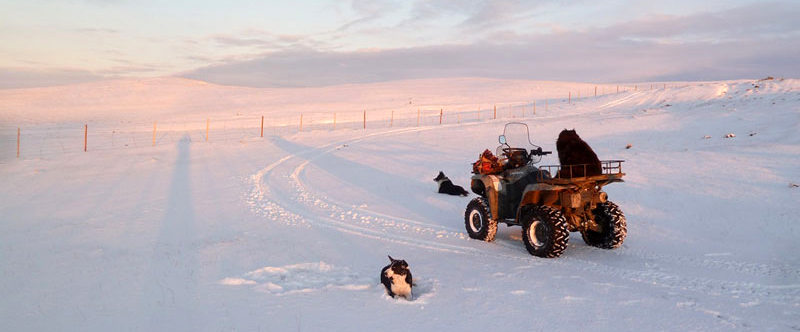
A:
[[582, 201, 626, 249], [522, 205, 569, 258], [464, 197, 498, 242]]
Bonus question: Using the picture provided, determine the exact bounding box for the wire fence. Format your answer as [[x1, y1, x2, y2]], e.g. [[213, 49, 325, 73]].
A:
[[2, 83, 678, 161]]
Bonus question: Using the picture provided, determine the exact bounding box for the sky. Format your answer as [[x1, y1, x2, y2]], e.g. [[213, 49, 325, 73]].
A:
[[1, 0, 798, 88]]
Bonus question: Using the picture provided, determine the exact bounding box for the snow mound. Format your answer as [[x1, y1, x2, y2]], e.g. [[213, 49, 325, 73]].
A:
[[219, 262, 371, 295]]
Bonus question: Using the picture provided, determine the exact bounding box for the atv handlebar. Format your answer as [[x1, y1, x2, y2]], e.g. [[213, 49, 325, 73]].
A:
[[530, 147, 552, 156], [502, 147, 552, 157]]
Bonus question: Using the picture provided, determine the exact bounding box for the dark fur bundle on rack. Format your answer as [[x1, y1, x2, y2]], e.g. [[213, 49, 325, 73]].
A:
[[556, 129, 602, 178]]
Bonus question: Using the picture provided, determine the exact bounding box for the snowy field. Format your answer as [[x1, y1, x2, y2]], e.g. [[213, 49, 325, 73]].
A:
[[1, 77, 799, 331]]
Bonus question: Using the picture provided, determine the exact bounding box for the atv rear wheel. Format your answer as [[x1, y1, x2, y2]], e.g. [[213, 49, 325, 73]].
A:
[[581, 201, 626, 249], [521, 205, 569, 258], [464, 197, 498, 242]]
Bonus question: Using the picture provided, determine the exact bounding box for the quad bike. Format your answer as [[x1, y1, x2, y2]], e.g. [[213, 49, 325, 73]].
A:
[[465, 122, 626, 258]]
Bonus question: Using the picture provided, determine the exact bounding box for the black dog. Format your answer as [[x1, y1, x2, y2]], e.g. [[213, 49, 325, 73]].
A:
[[380, 255, 413, 300], [434, 171, 468, 196], [556, 129, 602, 178]]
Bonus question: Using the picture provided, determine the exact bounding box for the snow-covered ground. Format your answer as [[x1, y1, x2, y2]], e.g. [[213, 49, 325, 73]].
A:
[[1, 77, 799, 331]]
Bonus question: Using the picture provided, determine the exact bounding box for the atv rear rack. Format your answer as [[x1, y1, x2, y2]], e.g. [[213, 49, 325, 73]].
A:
[[537, 160, 625, 184]]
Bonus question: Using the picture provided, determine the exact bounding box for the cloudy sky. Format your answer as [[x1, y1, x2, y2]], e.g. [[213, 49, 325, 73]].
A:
[[1, 0, 798, 88]]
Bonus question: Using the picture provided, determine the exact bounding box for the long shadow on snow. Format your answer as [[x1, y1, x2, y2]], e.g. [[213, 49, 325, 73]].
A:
[[139, 135, 199, 330]]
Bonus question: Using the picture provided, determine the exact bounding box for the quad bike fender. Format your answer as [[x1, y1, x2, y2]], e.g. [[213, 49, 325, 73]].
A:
[[471, 175, 503, 219], [484, 175, 502, 218], [470, 174, 501, 195]]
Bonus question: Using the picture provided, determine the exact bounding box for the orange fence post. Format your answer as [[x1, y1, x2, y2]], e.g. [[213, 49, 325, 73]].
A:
[[439, 108, 443, 125], [260, 116, 264, 137], [594, 86, 597, 97], [84, 124, 88, 152], [533, 101, 536, 115], [363, 110, 366, 129]]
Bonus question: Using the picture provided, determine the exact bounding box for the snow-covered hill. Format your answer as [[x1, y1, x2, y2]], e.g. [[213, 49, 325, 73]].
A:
[[1, 77, 798, 331]]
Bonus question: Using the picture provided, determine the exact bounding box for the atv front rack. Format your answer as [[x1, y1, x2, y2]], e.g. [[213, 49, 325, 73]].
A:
[[537, 160, 625, 183]]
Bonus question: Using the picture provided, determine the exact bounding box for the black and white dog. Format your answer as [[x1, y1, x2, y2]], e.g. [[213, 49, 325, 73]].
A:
[[380, 255, 413, 300], [434, 171, 468, 196]]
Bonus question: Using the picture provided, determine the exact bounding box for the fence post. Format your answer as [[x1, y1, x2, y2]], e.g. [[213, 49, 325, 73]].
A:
[[260, 116, 264, 137], [84, 124, 88, 152], [206, 118, 209, 142], [152, 121, 157, 146], [17, 127, 20, 158], [363, 110, 366, 130], [616, 85, 619, 93], [594, 86, 597, 97], [533, 100, 536, 115], [439, 108, 442, 125]]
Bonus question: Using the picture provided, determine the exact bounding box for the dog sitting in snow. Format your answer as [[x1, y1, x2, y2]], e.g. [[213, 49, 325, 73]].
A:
[[381, 255, 413, 300], [434, 171, 468, 196]]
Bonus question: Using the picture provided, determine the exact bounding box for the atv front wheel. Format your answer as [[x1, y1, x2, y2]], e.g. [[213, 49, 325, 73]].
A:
[[581, 201, 626, 249], [464, 197, 498, 242], [521, 205, 569, 258]]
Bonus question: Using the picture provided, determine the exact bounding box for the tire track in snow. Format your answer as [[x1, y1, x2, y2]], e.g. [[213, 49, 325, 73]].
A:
[[247, 125, 538, 260], [597, 91, 646, 110]]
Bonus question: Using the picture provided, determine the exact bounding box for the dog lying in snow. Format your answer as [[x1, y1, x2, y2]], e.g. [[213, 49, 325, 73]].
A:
[[381, 255, 413, 300], [434, 171, 468, 196]]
